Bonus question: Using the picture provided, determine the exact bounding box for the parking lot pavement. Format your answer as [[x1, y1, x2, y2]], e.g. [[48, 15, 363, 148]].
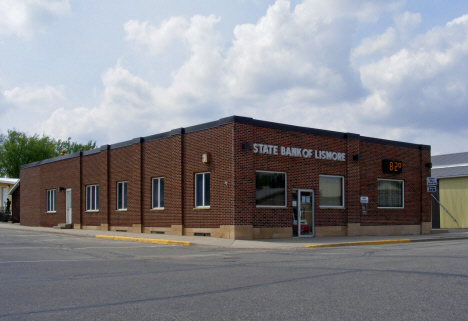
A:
[[1, 222, 467, 249]]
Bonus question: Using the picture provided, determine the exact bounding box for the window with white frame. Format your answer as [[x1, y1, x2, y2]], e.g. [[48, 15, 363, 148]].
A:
[[86, 185, 99, 211], [195, 173, 210, 207], [46, 189, 56, 212], [256, 171, 286, 207], [117, 181, 127, 210], [152, 178, 164, 209], [378, 179, 404, 208], [319, 175, 344, 207]]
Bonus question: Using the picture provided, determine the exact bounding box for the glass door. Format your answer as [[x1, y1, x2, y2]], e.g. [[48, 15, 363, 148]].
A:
[[292, 189, 314, 237]]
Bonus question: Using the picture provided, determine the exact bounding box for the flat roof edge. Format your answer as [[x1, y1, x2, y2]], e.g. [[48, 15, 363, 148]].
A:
[[360, 136, 430, 150], [231, 117, 429, 149], [20, 151, 82, 170], [20, 116, 430, 170], [432, 174, 468, 179], [183, 116, 346, 138]]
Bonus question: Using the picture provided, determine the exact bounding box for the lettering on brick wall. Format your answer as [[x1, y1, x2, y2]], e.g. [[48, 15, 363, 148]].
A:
[[252, 143, 345, 161]]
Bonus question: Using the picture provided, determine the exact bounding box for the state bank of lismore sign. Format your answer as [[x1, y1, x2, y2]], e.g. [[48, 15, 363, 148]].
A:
[[252, 143, 345, 162]]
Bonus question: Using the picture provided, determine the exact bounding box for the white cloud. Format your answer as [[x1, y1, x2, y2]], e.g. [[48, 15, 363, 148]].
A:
[[125, 14, 225, 120], [40, 64, 156, 143], [39, 10, 227, 143], [31, 1, 426, 143], [352, 11, 421, 60], [6, 0, 468, 156], [0, 0, 70, 39], [3, 85, 66, 110], [394, 11, 421, 33], [40, 106, 101, 140], [124, 17, 188, 55], [1, 85, 67, 136], [359, 13, 468, 133], [223, 0, 372, 104], [352, 27, 398, 59]]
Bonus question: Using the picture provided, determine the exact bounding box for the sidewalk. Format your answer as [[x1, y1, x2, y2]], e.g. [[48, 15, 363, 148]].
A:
[[1, 222, 467, 249]]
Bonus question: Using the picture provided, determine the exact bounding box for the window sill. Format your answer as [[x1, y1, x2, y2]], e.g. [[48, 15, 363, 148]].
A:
[[85, 210, 99, 213], [46, 211, 56, 213], [116, 209, 127, 212], [150, 208, 165, 211], [377, 207, 404, 209], [194, 206, 210, 209]]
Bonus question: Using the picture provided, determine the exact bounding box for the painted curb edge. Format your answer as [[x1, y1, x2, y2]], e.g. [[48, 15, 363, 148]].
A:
[[96, 235, 191, 246]]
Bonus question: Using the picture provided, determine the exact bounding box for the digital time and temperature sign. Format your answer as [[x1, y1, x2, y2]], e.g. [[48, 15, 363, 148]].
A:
[[382, 160, 403, 173]]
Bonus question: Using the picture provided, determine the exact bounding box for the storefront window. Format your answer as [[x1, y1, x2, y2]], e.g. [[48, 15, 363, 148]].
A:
[[256, 171, 286, 207], [378, 179, 404, 208], [319, 175, 344, 207]]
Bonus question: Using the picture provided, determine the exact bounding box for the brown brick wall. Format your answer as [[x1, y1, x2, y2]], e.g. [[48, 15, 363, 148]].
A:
[[81, 150, 108, 227], [108, 143, 142, 227], [346, 137, 360, 224], [142, 135, 182, 227], [182, 124, 235, 228], [359, 142, 428, 226], [234, 124, 349, 228], [233, 124, 430, 229], [420, 149, 432, 223], [19, 119, 431, 236], [20, 157, 80, 227], [20, 167, 41, 226]]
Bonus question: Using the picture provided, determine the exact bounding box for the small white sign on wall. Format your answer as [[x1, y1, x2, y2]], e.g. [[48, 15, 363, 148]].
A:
[[360, 196, 369, 204], [427, 177, 437, 186]]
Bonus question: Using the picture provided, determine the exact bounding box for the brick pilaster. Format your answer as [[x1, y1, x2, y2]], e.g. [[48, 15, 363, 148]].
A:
[[346, 133, 361, 225]]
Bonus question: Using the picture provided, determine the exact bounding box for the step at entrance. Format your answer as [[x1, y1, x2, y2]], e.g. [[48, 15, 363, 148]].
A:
[[53, 223, 73, 229]]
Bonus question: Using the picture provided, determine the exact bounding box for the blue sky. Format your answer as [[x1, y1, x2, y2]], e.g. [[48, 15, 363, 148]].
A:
[[1, 0, 468, 155]]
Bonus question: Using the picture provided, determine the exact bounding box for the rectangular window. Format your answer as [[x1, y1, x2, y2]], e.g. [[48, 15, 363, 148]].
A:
[[152, 178, 164, 209], [378, 179, 404, 208], [256, 171, 286, 207], [195, 173, 210, 207], [117, 181, 127, 210], [86, 185, 99, 211], [319, 175, 344, 207], [46, 189, 56, 212]]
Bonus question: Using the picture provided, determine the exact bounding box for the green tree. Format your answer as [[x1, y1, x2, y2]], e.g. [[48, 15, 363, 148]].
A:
[[0, 130, 97, 178], [55, 137, 97, 155]]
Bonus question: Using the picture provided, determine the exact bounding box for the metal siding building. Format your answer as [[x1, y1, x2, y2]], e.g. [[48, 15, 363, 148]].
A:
[[432, 152, 468, 228]]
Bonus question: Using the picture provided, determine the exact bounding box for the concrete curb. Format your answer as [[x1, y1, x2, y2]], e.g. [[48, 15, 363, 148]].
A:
[[305, 236, 468, 248], [1, 223, 467, 249], [95, 235, 191, 246], [305, 239, 411, 248], [409, 236, 468, 243]]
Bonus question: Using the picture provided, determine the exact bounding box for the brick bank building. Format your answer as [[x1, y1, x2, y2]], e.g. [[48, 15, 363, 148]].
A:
[[20, 116, 432, 239]]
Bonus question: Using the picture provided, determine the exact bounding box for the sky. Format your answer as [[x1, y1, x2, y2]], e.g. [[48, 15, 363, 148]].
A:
[[1, 0, 468, 156]]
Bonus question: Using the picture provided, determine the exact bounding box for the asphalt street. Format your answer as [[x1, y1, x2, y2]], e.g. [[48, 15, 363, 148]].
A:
[[0, 229, 467, 320]]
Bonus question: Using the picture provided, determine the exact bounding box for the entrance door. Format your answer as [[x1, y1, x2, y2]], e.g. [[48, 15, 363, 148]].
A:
[[292, 190, 314, 237], [66, 189, 72, 224], [1, 187, 7, 211]]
